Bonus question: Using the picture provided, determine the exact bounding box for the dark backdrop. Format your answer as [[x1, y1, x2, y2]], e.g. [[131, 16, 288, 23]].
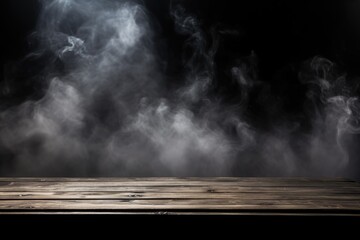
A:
[[1, 0, 360, 177], [3, 0, 360, 108]]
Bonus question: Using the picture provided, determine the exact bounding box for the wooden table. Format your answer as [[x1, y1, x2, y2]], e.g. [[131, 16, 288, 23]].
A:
[[0, 177, 359, 216]]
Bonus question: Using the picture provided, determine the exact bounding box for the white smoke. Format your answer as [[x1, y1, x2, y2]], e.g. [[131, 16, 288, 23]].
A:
[[0, 0, 359, 177]]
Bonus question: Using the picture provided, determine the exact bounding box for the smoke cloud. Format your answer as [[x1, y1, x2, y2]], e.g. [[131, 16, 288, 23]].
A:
[[0, 0, 359, 177]]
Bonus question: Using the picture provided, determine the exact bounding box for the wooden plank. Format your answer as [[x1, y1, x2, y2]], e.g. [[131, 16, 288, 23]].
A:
[[0, 178, 358, 215], [0, 199, 359, 211], [0, 191, 359, 200], [1, 187, 358, 193]]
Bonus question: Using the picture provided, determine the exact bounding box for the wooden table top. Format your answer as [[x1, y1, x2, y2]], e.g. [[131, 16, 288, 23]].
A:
[[0, 178, 359, 215]]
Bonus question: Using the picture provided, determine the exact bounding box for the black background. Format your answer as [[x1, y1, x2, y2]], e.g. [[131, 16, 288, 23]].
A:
[[1, 0, 360, 177], [2, 0, 360, 111], [2, 1, 360, 227]]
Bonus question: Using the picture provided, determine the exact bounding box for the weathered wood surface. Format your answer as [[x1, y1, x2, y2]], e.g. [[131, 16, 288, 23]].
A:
[[0, 178, 359, 215]]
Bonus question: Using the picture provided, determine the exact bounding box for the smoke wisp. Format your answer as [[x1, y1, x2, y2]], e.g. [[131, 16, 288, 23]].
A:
[[1, 0, 359, 177]]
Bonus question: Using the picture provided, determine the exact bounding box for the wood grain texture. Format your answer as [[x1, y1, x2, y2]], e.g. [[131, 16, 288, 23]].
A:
[[0, 178, 359, 215]]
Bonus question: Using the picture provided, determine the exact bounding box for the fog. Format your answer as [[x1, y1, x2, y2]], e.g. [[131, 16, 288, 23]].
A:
[[0, 0, 359, 177]]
